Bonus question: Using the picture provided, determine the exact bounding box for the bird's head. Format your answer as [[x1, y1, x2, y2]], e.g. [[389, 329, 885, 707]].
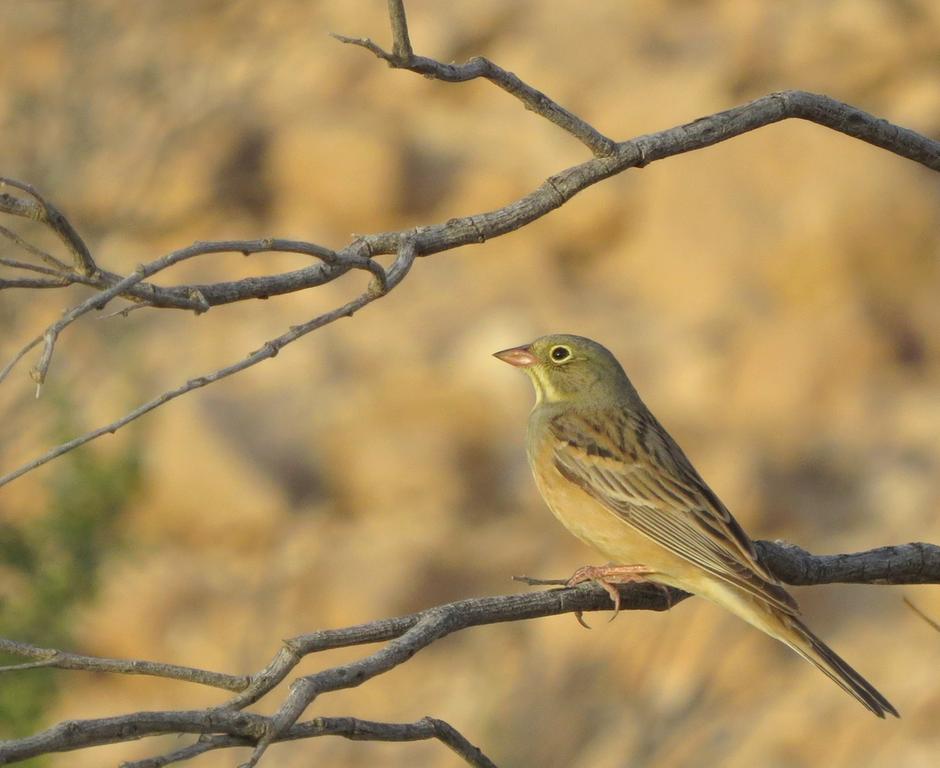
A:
[[493, 334, 634, 406]]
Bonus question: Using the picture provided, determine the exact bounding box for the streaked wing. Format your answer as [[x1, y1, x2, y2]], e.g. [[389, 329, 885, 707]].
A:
[[549, 408, 799, 616]]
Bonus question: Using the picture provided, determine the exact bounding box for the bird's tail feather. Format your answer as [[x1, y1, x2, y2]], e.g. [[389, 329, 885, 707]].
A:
[[778, 614, 899, 719]]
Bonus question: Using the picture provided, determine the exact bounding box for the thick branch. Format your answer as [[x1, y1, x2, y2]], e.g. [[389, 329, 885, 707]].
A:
[[120, 717, 497, 768], [1, 538, 936, 766], [3, 92, 935, 314], [754, 540, 940, 585], [386, 0, 413, 60], [0, 713, 497, 768], [3, 97, 936, 313]]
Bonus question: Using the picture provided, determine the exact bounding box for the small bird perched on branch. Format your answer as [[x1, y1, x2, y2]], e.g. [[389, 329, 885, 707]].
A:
[[495, 334, 897, 718]]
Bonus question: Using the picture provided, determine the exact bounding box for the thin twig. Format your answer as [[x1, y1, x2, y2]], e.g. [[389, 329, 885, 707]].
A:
[[0, 176, 96, 275], [338, 0, 615, 156], [0, 236, 374, 390], [1, 102, 934, 314], [0, 638, 248, 692], [0, 231, 72, 273], [512, 575, 569, 586], [903, 596, 940, 633], [0, 336, 42, 386], [0, 238, 416, 488], [97, 303, 151, 320], [331, 31, 618, 157]]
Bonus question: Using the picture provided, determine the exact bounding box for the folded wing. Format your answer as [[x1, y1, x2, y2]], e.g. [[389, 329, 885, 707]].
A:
[[549, 408, 799, 616]]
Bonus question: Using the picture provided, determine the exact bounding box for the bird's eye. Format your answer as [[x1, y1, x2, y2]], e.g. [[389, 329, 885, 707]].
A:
[[550, 345, 571, 362]]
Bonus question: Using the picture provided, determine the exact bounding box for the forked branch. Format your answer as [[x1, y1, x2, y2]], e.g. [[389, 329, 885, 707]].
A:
[[1, 2, 939, 764], [1, 2, 938, 489], [0, 538, 938, 766]]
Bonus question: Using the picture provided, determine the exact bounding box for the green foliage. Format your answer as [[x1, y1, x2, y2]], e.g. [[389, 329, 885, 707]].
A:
[[0, 405, 141, 742]]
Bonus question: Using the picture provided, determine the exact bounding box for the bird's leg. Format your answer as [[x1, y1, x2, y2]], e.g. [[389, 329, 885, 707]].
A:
[[566, 564, 655, 627]]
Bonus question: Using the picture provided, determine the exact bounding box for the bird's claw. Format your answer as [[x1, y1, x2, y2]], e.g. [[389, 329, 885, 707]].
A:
[[565, 563, 652, 626]]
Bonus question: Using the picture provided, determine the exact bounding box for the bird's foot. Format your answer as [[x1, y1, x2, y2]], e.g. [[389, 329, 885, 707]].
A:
[[566, 564, 654, 628]]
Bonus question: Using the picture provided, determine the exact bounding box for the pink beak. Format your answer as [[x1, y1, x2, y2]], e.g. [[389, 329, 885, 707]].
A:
[[493, 344, 538, 367]]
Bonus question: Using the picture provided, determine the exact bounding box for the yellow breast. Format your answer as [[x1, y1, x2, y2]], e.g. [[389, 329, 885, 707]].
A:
[[526, 425, 705, 590]]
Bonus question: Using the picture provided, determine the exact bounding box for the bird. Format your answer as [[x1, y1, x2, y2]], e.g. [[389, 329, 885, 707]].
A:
[[494, 333, 897, 718]]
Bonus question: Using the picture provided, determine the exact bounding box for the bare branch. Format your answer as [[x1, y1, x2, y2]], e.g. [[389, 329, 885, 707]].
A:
[[121, 717, 498, 768], [21, 238, 336, 385], [0, 238, 417, 488], [386, 0, 413, 60], [0, 177, 96, 276], [637, 90, 940, 171], [0, 709, 271, 764], [331, 14, 618, 157], [6, 96, 933, 319], [0, 227, 72, 272], [1, 256, 70, 279], [754, 540, 940, 585], [1, 713, 498, 768], [97, 302, 150, 320], [3, 85, 936, 486], [0, 538, 937, 766], [333, 14, 940, 167], [1, 2, 936, 766], [0, 233, 390, 394], [0, 638, 248, 692], [1, 5, 937, 490], [0, 336, 42, 386], [0, 276, 71, 290]]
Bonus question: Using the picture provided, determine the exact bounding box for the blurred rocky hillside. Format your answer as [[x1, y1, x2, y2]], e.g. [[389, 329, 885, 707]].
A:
[[1, 1, 939, 766]]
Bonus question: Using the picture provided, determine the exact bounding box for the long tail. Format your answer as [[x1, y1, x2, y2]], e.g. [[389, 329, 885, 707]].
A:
[[673, 575, 897, 717], [778, 613, 899, 718]]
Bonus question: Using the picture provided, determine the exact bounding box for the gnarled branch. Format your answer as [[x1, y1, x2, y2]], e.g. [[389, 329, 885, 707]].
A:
[[2, 0, 938, 488], [2, 3, 938, 765], [0, 538, 938, 766]]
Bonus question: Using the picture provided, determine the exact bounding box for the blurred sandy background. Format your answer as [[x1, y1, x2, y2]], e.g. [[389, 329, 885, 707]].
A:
[[1, 1, 939, 766]]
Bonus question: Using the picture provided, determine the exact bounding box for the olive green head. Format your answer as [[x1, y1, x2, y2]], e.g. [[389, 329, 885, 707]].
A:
[[493, 333, 636, 406]]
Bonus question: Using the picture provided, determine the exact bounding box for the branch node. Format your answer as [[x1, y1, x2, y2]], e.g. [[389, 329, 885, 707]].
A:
[[331, 32, 395, 63], [388, 0, 414, 60], [188, 288, 210, 315], [467, 216, 486, 243], [544, 177, 566, 206]]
